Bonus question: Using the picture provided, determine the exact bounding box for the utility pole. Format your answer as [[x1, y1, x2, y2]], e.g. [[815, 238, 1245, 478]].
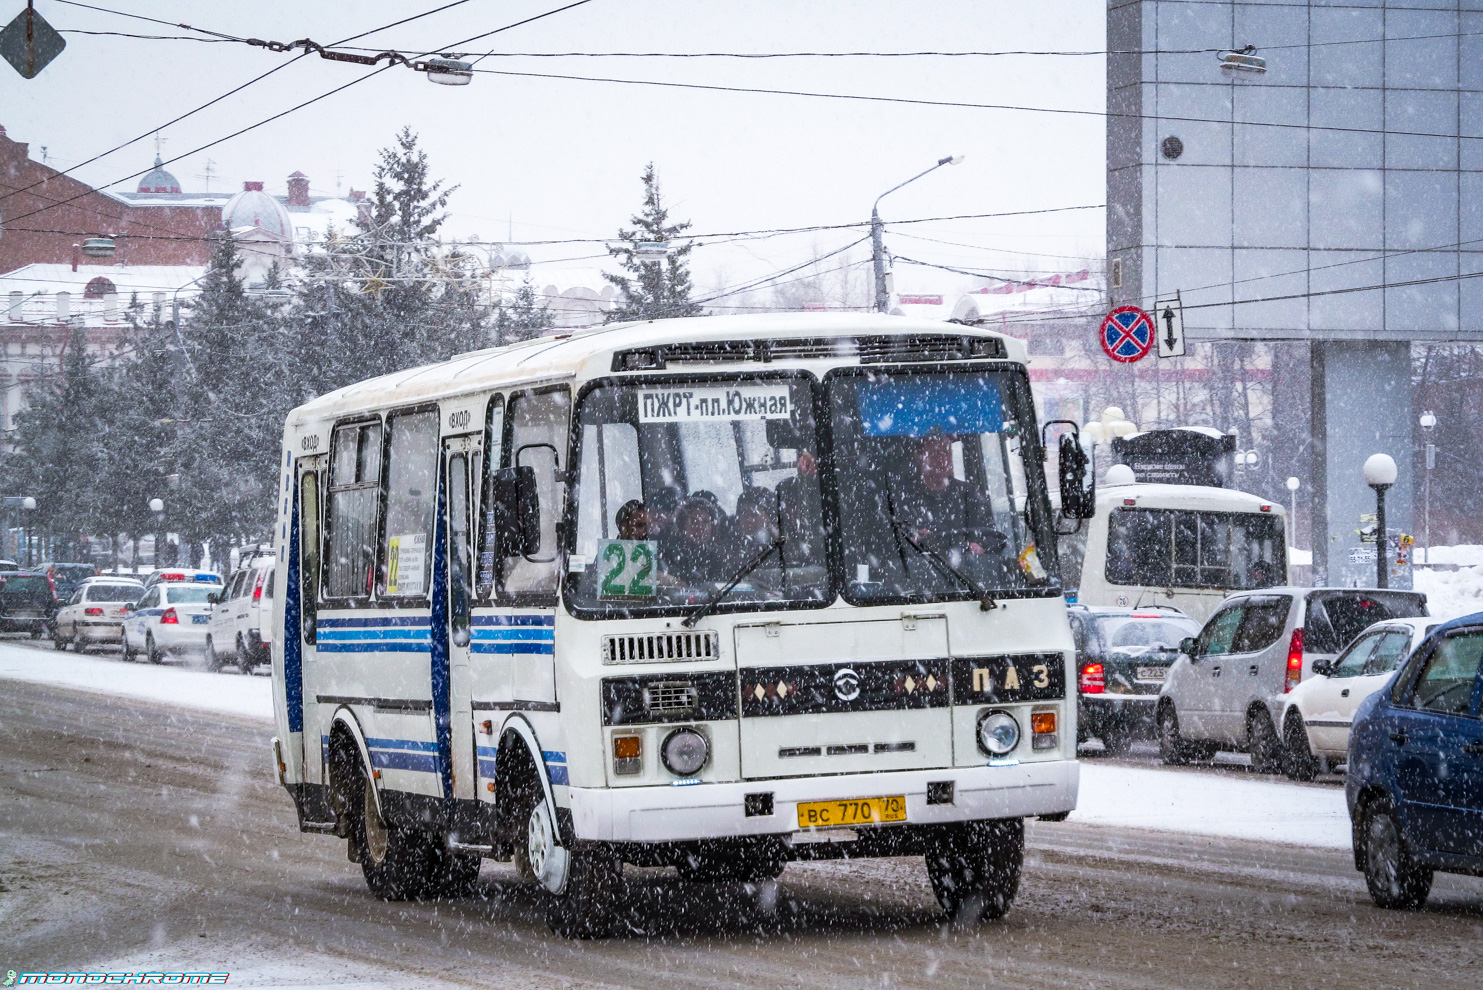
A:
[[870, 155, 964, 313]]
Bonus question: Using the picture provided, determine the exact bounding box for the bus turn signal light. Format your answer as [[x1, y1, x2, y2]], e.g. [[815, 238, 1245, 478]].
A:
[[1031, 712, 1057, 734], [613, 735, 642, 775]]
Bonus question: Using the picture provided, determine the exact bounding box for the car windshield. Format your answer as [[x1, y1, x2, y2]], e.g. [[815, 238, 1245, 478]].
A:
[[567, 374, 829, 615], [1096, 614, 1201, 657], [1106, 508, 1285, 590], [85, 584, 142, 602], [828, 368, 1056, 604], [166, 587, 216, 604]]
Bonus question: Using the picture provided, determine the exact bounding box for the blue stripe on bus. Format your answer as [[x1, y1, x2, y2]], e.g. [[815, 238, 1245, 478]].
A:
[[365, 737, 438, 752], [284, 483, 304, 734], [471, 627, 553, 640], [319, 628, 432, 640], [478, 759, 499, 778], [371, 750, 440, 774], [547, 764, 569, 785], [543, 750, 566, 765], [317, 642, 431, 654], [318, 616, 431, 628], [470, 642, 555, 655], [475, 744, 499, 757], [471, 614, 555, 627]]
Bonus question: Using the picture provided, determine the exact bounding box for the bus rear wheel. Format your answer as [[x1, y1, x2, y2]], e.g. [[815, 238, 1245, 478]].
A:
[[925, 818, 1023, 923]]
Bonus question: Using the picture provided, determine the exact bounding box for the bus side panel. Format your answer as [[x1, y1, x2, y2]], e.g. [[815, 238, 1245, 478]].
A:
[[271, 444, 301, 787]]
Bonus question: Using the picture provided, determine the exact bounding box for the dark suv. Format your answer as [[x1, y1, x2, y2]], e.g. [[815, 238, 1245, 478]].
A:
[[1069, 605, 1201, 755], [0, 571, 61, 636], [1347, 612, 1483, 909]]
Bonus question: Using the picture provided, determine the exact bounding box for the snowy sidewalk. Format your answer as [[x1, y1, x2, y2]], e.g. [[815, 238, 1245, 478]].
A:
[[0, 640, 1351, 849]]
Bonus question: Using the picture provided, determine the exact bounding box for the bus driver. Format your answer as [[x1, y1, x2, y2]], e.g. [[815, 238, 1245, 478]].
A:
[[898, 432, 1006, 558]]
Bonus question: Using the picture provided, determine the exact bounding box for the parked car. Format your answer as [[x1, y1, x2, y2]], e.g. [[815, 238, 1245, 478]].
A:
[[1347, 613, 1483, 909], [34, 561, 100, 601], [0, 558, 18, 573], [121, 582, 217, 663], [140, 567, 224, 593], [52, 577, 145, 651], [1069, 604, 1201, 755], [1158, 587, 1428, 771], [0, 571, 60, 636], [206, 554, 275, 673], [1279, 617, 1439, 781]]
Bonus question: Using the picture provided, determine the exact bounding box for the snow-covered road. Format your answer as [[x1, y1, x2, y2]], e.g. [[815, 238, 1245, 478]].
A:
[[0, 638, 1351, 849]]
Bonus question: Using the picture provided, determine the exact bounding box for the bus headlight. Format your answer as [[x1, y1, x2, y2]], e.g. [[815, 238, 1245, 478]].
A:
[[977, 710, 1020, 757], [660, 728, 709, 777]]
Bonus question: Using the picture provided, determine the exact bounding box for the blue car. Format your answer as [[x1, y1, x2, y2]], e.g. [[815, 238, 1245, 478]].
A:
[[1347, 612, 1483, 908]]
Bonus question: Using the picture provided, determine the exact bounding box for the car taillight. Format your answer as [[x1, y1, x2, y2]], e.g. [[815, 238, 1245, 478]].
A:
[[160, 607, 179, 624], [1285, 627, 1304, 692], [253, 571, 266, 602], [1080, 662, 1105, 694], [84, 607, 103, 616]]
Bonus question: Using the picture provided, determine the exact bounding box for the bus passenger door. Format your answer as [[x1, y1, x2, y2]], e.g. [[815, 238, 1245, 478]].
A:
[[292, 453, 327, 787], [443, 435, 480, 803]]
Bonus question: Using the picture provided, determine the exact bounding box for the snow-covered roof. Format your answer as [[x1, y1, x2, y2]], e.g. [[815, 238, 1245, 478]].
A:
[[1098, 482, 1283, 514], [289, 312, 1030, 423], [1, 263, 206, 326]]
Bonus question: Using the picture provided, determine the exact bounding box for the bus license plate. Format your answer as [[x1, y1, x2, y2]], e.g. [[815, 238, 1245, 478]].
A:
[[797, 795, 906, 830], [1136, 666, 1165, 682]]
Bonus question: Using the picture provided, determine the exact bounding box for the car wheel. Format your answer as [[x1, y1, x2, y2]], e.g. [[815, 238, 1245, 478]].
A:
[[1247, 708, 1283, 774], [1100, 720, 1134, 757], [53, 627, 69, 651], [1362, 800, 1432, 910], [145, 634, 163, 665], [1282, 711, 1320, 782], [121, 633, 137, 662], [925, 818, 1024, 923], [204, 637, 223, 672], [1157, 704, 1190, 766]]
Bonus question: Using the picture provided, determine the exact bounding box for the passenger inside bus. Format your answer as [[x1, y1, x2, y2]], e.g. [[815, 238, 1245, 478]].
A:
[[615, 499, 649, 541]]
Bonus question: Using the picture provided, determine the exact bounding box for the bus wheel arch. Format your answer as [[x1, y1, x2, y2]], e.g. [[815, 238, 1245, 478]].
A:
[[327, 710, 379, 837]]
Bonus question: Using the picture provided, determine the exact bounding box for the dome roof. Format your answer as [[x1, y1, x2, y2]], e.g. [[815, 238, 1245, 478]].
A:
[[136, 156, 181, 194], [221, 181, 292, 238]]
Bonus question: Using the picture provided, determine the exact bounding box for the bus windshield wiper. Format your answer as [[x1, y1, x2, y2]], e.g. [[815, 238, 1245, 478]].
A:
[[682, 537, 786, 629], [887, 515, 999, 612]]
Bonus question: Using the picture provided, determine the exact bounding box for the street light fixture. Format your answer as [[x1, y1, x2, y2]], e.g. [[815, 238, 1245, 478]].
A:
[[1420, 410, 1437, 564], [1363, 454, 1398, 589], [871, 154, 965, 313]]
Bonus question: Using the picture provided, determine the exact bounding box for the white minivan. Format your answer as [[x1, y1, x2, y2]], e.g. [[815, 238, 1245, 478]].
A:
[[206, 555, 275, 673], [1157, 588, 1428, 770]]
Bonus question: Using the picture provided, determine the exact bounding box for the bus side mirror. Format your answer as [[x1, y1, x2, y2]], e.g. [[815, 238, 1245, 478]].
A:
[[1058, 433, 1095, 519], [494, 466, 541, 557]]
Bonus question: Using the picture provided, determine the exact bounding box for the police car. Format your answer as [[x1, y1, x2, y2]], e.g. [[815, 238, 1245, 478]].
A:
[[123, 572, 223, 663]]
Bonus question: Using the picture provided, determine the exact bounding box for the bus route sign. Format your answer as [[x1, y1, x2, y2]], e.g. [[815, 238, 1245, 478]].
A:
[[1100, 306, 1156, 364]]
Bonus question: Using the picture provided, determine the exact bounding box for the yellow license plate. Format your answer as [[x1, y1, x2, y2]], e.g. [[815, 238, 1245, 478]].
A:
[[796, 795, 907, 829]]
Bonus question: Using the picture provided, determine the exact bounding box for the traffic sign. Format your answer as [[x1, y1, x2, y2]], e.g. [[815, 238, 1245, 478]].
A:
[[1100, 306, 1156, 363], [0, 5, 65, 80], [1155, 297, 1185, 358]]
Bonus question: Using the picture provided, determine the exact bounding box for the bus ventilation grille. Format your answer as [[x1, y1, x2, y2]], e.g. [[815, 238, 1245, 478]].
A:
[[602, 630, 721, 665], [611, 334, 1004, 371], [643, 681, 699, 714]]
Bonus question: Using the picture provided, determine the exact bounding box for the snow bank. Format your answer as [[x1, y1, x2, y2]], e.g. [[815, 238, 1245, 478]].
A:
[[1415, 544, 1483, 567], [1414, 566, 1483, 622], [0, 642, 271, 722], [1072, 763, 1350, 849]]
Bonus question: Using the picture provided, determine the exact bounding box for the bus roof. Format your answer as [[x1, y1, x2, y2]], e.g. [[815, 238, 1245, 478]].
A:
[[287, 313, 1027, 425], [1098, 482, 1285, 515]]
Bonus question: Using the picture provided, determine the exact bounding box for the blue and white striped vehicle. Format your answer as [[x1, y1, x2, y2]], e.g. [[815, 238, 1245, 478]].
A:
[[270, 313, 1092, 937]]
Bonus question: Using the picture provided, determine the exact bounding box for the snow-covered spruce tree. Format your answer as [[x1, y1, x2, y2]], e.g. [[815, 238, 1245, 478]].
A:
[[0, 327, 111, 560], [603, 163, 703, 322], [493, 275, 553, 345]]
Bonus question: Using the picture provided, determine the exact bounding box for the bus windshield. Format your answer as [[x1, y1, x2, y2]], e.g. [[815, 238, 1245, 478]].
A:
[[567, 374, 830, 615], [827, 368, 1057, 604]]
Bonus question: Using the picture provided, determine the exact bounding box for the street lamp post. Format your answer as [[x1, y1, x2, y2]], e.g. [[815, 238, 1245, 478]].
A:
[[1363, 454, 1398, 589], [149, 498, 165, 570], [1285, 476, 1300, 548], [1420, 410, 1437, 564], [871, 154, 964, 313], [2, 496, 36, 565]]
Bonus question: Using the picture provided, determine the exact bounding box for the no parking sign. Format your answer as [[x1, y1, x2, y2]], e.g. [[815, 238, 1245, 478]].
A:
[[1100, 306, 1156, 363]]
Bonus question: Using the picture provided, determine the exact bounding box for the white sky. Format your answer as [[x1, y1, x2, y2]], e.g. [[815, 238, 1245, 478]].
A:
[[0, 0, 1106, 301]]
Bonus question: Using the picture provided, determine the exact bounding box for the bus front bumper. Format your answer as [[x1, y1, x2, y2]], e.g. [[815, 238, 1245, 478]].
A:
[[567, 759, 1078, 843]]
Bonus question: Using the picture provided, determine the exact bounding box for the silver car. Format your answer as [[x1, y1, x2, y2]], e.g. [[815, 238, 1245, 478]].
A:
[[1158, 587, 1428, 771]]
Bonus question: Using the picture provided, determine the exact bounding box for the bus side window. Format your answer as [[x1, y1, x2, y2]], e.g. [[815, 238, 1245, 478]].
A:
[[300, 471, 321, 643], [379, 410, 440, 600], [476, 396, 505, 600], [448, 453, 473, 646], [504, 389, 571, 599], [324, 420, 382, 600]]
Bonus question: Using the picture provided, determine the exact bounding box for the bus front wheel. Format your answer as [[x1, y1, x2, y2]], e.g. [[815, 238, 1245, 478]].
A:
[[517, 768, 618, 938], [925, 818, 1023, 923]]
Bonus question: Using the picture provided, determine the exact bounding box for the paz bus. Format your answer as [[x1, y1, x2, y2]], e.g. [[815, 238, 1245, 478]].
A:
[[269, 313, 1092, 937]]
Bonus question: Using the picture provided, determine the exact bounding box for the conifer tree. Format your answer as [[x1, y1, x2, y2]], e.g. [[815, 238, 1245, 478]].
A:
[[493, 276, 553, 344], [604, 164, 702, 321]]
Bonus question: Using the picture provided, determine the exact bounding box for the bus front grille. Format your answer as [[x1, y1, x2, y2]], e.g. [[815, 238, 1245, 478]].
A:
[[602, 630, 721, 664]]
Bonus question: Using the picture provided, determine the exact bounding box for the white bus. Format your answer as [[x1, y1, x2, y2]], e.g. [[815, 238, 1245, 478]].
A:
[[1058, 481, 1288, 624], [269, 313, 1089, 937]]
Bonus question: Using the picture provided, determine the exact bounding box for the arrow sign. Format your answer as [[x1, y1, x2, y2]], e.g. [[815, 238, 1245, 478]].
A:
[[0, 4, 66, 80], [1155, 297, 1185, 358], [1099, 306, 1156, 363]]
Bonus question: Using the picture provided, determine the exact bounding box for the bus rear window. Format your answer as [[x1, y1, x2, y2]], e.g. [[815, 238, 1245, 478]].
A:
[[1106, 508, 1285, 591]]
